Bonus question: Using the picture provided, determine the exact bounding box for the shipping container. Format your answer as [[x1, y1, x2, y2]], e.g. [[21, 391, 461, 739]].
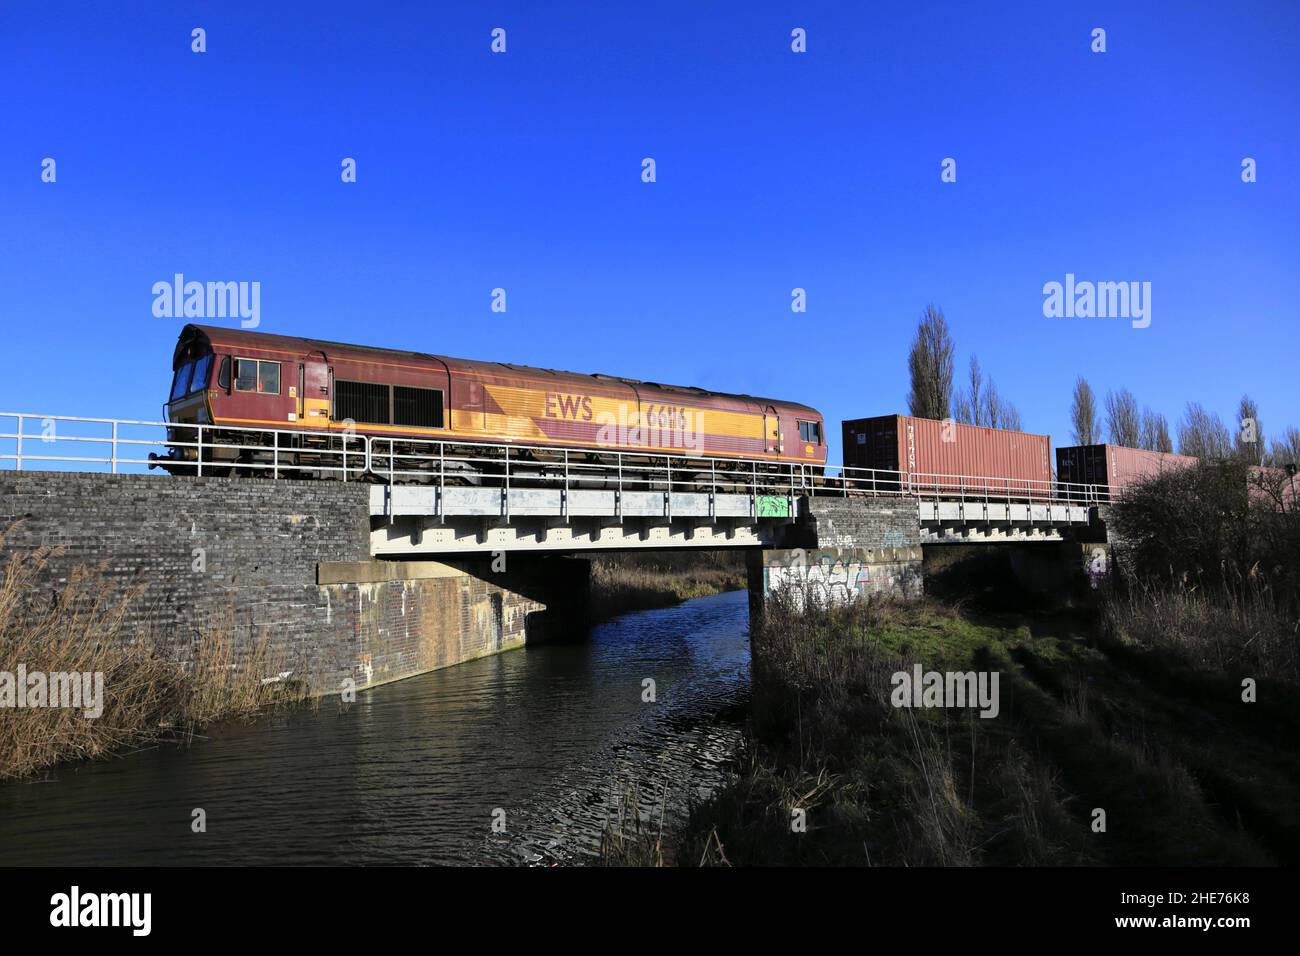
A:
[[841, 415, 1051, 495], [1055, 444, 1195, 495]]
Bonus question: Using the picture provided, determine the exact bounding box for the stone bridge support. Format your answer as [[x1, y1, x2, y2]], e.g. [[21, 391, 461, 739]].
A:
[[0, 472, 587, 696]]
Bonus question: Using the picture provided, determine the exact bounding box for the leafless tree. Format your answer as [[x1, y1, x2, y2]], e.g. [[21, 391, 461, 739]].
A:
[[1104, 388, 1141, 447], [1139, 407, 1158, 451], [954, 356, 982, 425], [1153, 414, 1173, 453], [990, 387, 1023, 431], [1236, 394, 1264, 465], [1265, 426, 1300, 470], [906, 305, 955, 420], [1070, 377, 1097, 445], [1177, 402, 1233, 460], [954, 354, 1022, 430]]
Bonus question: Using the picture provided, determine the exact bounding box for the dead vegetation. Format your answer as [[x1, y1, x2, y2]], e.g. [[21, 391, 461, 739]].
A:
[[588, 551, 746, 621], [0, 534, 310, 780]]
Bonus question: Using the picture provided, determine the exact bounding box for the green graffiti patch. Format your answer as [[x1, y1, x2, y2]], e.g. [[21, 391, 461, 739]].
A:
[[757, 495, 790, 518]]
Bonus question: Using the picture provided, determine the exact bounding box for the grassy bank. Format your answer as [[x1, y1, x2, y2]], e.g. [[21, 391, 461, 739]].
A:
[[0, 542, 310, 781], [588, 551, 746, 622], [599, 461, 1300, 866], [620, 586, 1300, 866]]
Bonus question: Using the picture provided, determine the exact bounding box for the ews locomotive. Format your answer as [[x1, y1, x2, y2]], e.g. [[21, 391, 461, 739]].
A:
[[155, 325, 827, 482]]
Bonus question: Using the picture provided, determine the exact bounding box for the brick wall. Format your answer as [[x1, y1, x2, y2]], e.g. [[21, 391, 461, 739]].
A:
[[796, 497, 922, 550], [747, 546, 924, 618], [0, 471, 579, 695]]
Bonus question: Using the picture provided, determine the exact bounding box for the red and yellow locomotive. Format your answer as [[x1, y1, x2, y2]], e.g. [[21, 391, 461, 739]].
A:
[[155, 325, 826, 482]]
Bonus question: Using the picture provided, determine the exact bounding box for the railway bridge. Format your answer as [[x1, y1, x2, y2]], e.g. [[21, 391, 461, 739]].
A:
[[0, 412, 1114, 696]]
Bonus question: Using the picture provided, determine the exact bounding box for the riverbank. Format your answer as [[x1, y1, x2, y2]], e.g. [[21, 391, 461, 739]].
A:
[[587, 551, 746, 622], [0, 588, 752, 865], [0, 543, 309, 781], [637, 590, 1300, 866]]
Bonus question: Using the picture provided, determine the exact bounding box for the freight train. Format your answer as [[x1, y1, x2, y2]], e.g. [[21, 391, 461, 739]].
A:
[[842, 417, 1200, 501], [152, 325, 828, 484], [843, 415, 1052, 493], [154, 326, 1227, 503], [1055, 444, 1196, 495]]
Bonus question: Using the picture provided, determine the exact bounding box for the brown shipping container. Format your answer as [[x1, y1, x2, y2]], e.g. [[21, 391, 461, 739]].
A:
[[842, 415, 1051, 492], [1055, 444, 1196, 491]]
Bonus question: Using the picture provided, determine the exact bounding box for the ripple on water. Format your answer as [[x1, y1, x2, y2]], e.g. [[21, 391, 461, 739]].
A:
[[0, 590, 751, 866]]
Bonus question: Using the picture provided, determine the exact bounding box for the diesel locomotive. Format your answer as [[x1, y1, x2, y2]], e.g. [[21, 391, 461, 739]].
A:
[[154, 325, 827, 483]]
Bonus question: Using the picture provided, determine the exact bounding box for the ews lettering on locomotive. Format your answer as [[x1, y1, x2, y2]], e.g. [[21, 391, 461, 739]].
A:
[[545, 393, 594, 422]]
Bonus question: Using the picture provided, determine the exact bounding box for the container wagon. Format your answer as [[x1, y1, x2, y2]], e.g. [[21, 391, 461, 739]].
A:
[[1054, 444, 1196, 500], [842, 415, 1052, 497]]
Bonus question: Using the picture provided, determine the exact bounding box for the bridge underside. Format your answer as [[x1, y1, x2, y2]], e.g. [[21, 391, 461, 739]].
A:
[[918, 501, 1091, 543], [370, 485, 795, 554], [370, 486, 1095, 556]]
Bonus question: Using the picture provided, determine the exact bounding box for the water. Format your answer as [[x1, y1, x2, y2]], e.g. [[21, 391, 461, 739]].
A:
[[0, 590, 750, 866]]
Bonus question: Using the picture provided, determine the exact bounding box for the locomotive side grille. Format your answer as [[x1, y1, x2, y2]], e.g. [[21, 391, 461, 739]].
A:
[[393, 386, 444, 428], [335, 380, 391, 425]]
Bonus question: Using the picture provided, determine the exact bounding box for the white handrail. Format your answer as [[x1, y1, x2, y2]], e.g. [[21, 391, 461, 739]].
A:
[[0, 411, 1111, 504]]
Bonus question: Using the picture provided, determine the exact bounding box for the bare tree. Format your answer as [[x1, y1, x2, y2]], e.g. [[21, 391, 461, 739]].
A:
[[1153, 414, 1173, 453], [906, 305, 955, 420], [1139, 408, 1158, 451], [1104, 388, 1142, 447], [1070, 377, 1097, 445], [1177, 402, 1233, 460], [966, 356, 985, 426], [1236, 394, 1264, 465], [1265, 426, 1300, 469], [953, 354, 1022, 430], [991, 389, 1023, 431], [954, 356, 981, 425]]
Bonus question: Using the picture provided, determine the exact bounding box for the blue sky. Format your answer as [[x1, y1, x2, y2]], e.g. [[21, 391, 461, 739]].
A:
[[1, 1, 1296, 466]]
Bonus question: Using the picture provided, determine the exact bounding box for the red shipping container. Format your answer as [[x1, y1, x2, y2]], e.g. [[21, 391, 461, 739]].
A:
[[1055, 444, 1195, 492], [842, 415, 1051, 494]]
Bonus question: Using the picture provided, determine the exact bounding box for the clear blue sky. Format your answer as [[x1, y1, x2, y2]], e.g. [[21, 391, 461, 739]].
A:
[[2, 1, 1296, 467]]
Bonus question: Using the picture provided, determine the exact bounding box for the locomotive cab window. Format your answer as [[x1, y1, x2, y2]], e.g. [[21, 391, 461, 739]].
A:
[[190, 354, 213, 394], [258, 362, 280, 394], [799, 420, 822, 444], [170, 363, 193, 401], [235, 358, 280, 394]]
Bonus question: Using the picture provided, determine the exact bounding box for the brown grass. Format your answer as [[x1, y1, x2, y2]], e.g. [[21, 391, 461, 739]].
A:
[[1101, 576, 1300, 682], [588, 551, 746, 621], [0, 536, 309, 780], [597, 780, 669, 867]]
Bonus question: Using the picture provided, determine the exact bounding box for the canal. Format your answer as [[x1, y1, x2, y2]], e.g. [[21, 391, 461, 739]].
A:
[[0, 590, 750, 866]]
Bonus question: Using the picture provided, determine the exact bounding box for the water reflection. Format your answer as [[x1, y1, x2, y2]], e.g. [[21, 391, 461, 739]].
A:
[[0, 590, 750, 866]]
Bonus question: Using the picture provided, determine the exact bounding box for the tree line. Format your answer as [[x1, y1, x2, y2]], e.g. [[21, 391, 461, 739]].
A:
[[905, 304, 1298, 468], [906, 304, 1023, 430]]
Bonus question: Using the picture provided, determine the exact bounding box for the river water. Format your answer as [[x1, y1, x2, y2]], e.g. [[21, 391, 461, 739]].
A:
[[0, 590, 750, 866]]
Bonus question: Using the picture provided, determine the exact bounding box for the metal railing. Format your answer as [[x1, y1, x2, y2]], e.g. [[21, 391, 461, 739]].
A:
[[0, 412, 367, 481], [0, 411, 1110, 507]]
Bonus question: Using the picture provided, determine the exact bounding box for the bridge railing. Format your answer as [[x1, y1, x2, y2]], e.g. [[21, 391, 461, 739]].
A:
[[0, 412, 1109, 506], [0, 412, 368, 480]]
